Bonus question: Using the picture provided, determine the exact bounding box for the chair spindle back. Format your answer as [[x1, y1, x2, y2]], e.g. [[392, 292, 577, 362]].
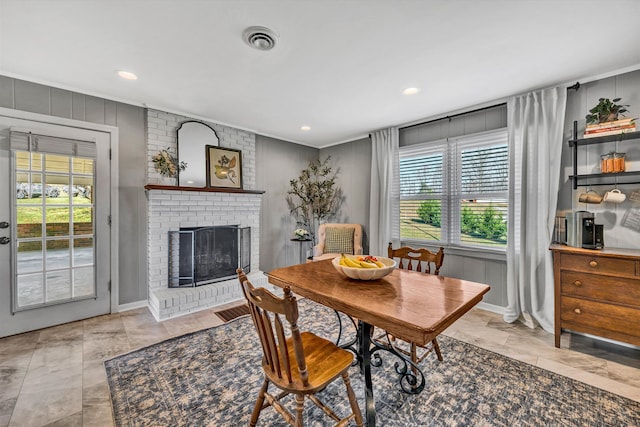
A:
[[237, 269, 309, 387], [387, 243, 445, 275]]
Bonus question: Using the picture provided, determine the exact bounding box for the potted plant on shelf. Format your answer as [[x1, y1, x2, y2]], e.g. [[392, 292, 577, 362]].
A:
[[286, 156, 342, 245], [585, 97, 629, 124]]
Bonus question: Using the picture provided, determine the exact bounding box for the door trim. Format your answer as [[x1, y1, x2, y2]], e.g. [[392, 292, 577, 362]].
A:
[[0, 107, 120, 312]]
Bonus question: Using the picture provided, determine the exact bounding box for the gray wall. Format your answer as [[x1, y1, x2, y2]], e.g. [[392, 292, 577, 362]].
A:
[[400, 105, 508, 146], [256, 135, 373, 272], [559, 69, 640, 249], [256, 135, 318, 272], [320, 137, 372, 253], [0, 76, 147, 305]]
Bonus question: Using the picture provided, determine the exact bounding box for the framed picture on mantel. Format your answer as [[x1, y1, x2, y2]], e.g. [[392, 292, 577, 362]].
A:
[[206, 145, 243, 189]]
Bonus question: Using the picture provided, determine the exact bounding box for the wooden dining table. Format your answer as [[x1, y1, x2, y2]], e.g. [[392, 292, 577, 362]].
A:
[[267, 259, 491, 427]]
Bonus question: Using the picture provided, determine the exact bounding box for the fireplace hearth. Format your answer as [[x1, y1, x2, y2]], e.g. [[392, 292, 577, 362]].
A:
[[169, 225, 250, 287]]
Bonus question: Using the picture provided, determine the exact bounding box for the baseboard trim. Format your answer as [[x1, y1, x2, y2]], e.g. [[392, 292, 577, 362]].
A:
[[115, 300, 148, 313], [475, 301, 506, 315]]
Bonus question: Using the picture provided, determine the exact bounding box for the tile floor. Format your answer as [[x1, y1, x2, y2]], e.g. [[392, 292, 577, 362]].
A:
[[1, 301, 639, 427]]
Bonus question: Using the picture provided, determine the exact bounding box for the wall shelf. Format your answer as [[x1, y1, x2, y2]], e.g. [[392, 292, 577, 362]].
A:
[[568, 129, 640, 147], [569, 121, 640, 189], [569, 171, 640, 187]]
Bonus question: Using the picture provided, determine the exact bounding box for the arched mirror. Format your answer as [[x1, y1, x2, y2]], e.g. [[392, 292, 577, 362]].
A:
[[177, 121, 219, 187]]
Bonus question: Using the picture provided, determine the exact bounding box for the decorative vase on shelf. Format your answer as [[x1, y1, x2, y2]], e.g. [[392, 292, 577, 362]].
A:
[[160, 176, 178, 186]]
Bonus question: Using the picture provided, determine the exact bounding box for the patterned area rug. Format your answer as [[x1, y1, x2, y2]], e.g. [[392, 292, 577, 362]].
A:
[[105, 299, 640, 426]]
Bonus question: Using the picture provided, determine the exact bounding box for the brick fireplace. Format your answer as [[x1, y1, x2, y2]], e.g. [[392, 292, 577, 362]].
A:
[[145, 186, 265, 320], [145, 109, 267, 320]]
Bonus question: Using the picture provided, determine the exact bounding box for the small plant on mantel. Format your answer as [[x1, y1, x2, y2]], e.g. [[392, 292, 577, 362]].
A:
[[585, 97, 629, 124], [153, 150, 187, 179], [286, 156, 341, 244]]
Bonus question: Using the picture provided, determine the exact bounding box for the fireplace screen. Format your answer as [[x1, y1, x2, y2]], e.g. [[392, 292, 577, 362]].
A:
[[168, 226, 250, 287]]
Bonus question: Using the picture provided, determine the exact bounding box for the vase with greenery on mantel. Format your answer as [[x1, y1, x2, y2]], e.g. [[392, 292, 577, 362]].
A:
[[152, 149, 186, 185], [286, 156, 341, 244]]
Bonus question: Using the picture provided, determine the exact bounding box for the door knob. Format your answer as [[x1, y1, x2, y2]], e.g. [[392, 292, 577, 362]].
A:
[[0, 237, 10, 245], [0, 221, 8, 229]]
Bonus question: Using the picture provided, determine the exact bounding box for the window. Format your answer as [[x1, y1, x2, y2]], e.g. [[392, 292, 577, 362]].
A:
[[399, 129, 508, 249]]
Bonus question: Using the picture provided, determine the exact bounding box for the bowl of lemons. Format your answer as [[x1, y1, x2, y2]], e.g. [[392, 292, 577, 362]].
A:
[[332, 254, 397, 280]]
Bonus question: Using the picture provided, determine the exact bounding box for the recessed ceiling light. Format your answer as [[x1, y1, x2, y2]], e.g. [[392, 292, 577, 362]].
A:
[[403, 87, 420, 95], [300, 126, 311, 131], [117, 70, 138, 80]]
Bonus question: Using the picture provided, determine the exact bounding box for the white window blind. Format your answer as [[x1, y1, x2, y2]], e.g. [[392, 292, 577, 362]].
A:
[[399, 128, 508, 249], [10, 131, 96, 158]]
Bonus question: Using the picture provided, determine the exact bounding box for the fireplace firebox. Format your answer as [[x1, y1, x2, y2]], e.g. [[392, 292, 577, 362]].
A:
[[168, 225, 250, 287]]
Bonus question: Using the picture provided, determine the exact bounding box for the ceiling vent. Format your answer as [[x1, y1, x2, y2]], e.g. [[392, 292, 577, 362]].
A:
[[243, 26, 278, 51]]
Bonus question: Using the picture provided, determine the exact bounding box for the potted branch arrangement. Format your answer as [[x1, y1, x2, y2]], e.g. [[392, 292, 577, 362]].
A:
[[286, 156, 341, 245]]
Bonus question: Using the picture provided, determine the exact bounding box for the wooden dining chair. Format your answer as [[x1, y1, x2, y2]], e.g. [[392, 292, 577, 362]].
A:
[[386, 243, 446, 365], [237, 269, 363, 427]]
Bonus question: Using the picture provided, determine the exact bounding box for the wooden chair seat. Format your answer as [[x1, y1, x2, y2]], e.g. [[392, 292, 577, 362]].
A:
[[268, 331, 354, 393], [237, 268, 363, 427]]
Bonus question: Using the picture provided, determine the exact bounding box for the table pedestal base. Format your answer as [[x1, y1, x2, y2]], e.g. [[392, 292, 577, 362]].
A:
[[334, 311, 426, 426]]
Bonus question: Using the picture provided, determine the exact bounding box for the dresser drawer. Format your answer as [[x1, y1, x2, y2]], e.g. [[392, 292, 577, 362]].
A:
[[561, 253, 636, 277], [560, 271, 640, 308], [561, 296, 640, 339]]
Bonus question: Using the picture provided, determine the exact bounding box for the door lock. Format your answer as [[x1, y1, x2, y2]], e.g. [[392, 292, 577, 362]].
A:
[[0, 237, 10, 245], [0, 221, 8, 229]]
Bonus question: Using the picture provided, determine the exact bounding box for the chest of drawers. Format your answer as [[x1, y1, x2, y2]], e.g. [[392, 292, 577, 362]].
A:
[[550, 244, 640, 348]]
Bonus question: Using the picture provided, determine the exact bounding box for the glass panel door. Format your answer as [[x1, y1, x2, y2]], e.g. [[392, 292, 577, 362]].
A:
[[14, 150, 95, 311]]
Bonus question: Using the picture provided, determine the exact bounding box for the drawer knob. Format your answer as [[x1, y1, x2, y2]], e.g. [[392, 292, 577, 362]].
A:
[[573, 280, 582, 287], [574, 308, 581, 314], [589, 260, 598, 268]]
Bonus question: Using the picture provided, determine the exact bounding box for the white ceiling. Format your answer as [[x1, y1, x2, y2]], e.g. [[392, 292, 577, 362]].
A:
[[1, 0, 640, 148]]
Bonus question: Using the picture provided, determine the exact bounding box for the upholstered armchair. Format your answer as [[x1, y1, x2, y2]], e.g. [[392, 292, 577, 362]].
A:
[[313, 223, 363, 261]]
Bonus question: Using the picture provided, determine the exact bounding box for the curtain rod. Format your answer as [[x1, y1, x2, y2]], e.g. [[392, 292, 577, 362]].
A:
[[567, 82, 580, 91], [400, 82, 581, 132], [399, 103, 507, 131]]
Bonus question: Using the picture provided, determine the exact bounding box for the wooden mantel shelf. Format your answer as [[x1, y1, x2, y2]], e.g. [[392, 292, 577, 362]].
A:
[[144, 184, 265, 194]]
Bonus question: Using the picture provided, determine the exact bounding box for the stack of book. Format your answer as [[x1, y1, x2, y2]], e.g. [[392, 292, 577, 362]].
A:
[[583, 118, 636, 138]]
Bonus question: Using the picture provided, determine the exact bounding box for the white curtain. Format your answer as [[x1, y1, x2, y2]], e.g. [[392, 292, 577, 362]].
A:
[[505, 87, 567, 332], [369, 127, 400, 256]]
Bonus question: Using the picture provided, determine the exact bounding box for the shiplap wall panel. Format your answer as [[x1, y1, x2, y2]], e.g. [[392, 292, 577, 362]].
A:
[[71, 92, 86, 121], [0, 75, 13, 108], [461, 110, 488, 135], [105, 100, 117, 126], [50, 87, 72, 118], [14, 80, 50, 114], [85, 95, 105, 124], [400, 104, 507, 147]]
